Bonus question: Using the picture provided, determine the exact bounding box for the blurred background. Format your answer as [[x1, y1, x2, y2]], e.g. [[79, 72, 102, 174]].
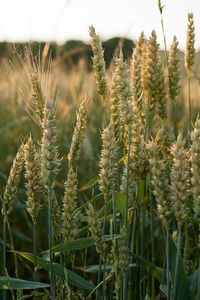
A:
[[0, 0, 200, 48]]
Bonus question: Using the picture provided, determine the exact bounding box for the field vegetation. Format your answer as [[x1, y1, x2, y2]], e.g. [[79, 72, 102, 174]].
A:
[[1, 4, 200, 300]]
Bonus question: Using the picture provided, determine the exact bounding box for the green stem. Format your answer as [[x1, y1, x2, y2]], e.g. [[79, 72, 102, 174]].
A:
[[7, 219, 21, 300], [197, 228, 200, 300], [160, 11, 168, 68], [128, 191, 137, 299], [166, 228, 171, 300], [102, 198, 108, 299], [173, 228, 182, 300], [96, 257, 102, 298], [123, 272, 127, 300], [60, 236, 65, 300], [125, 127, 131, 228], [149, 181, 155, 299], [122, 126, 131, 299], [3, 216, 7, 300], [103, 257, 107, 300], [140, 202, 145, 300], [48, 187, 55, 300], [7, 220, 19, 279], [33, 221, 36, 300], [198, 257, 200, 300]]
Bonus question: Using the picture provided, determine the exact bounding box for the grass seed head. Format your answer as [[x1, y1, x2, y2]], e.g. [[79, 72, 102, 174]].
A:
[[168, 36, 181, 100], [110, 64, 123, 148], [131, 46, 144, 124], [121, 116, 147, 202], [170, 134, 190, 228], [31, 72, 45, 125], [62, 167, 80, 241], [119, 224, 128, 273], [142, 31, 167, 120], [87, 203, 106, 258], [114, 50, 133, 128], [185, 13, 195, 73], [41, 99, 60, 189], [68, 96, 88, 168], [191, 118, 200, 219], [148, 139, 171, 227], [24, 136, 43, 223], [2, 143, 25, 216], [89, 25, 108, 101], [99, 125, 117, 201]]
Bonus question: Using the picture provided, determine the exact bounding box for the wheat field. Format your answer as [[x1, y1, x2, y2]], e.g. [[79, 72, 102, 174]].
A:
[[1, 6, 200, 300]]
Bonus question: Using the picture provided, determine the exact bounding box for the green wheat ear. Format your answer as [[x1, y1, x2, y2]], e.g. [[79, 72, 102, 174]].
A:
[[89, 25, 108, 102], [2, 143, 25, 217], [185, 13, 195, 73], [168, 36, 181, 101], [24, 136, 43, 223], [68, 96, 89, 168], [191, 118, 200, 219], [170, 134, 191, 229], [62, 167, 80, 242], [87, 203, 106, 259], [99, 125, 117, 202], [41, 99, 60, 189]]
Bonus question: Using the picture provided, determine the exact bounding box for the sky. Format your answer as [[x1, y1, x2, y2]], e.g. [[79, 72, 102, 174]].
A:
[[0, 0, 199, 49]]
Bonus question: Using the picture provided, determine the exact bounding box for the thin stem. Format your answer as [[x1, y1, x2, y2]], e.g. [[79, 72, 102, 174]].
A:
[[60, 235, 65, 300], [7, 219, 21, 300], [125, 127, 131, 228], [140, 202, 145, 300], [198, 258, 200, 300], [197, 228, 200, 300], [33, 221, 36, 300], [149, 181, 155, 299], [102, 198, 108, 299], [103, 257, 107, 300], [48, 187, 55, 300], [160, 10, 168, 68], [123, 272, 127, 300], [188, 75, 192, 134], [128, 190, 137, 299], [7, 220, 19, 279], [111, 191, 118, 299], [166, 227, 171, 300], [122, 126, 131, 299], [96, 257, 102, 299], [173, 228, 182, 300], [33, 222, 36, 281], [3, 216, 7, 300]]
